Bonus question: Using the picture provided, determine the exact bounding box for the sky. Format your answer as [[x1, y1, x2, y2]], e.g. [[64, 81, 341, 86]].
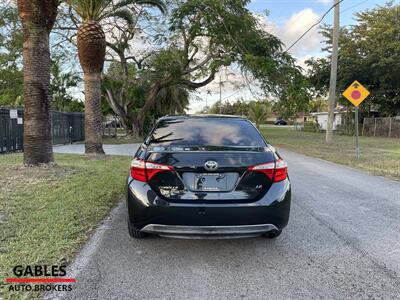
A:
[[188, 0, 391, 113]]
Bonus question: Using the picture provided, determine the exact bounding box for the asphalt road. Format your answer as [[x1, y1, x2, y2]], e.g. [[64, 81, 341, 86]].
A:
[[47, 147, 400, 300]]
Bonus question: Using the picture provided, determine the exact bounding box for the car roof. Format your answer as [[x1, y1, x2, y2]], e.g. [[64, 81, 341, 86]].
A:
[[158, 114, 248, 121]]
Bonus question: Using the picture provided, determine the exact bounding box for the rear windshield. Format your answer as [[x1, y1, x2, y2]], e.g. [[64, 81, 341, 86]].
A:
[[148, 118, 265, 147]]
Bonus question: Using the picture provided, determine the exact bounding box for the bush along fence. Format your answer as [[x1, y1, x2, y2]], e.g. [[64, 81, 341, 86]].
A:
[[0, 108, 85, 154], [362, 117, 400, 138]]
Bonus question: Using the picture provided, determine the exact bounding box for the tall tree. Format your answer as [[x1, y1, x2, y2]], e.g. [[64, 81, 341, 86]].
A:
[[68, 0, 166, 154], [102, 2, 166, 136], [306, 4, 400, 116], [136, 0, 298, 135], [17, 0, 59, 165]]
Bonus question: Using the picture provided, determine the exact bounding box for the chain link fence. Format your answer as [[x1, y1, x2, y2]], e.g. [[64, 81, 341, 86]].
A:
[[362, 117, 400, 138], [0, 108, 84, 154]]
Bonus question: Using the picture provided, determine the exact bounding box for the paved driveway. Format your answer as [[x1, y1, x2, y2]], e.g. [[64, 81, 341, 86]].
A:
[[53, 144, 139, 156], [47, 148, 400, 300]]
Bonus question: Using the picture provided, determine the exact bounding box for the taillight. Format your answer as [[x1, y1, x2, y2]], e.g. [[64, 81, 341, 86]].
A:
[[130, 159, 174, 182], [274, 159, 288, 182], [248, 159, 287, 182]]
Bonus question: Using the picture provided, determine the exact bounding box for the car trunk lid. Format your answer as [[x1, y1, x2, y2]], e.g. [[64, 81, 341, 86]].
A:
[[145, 146, 276, 202]]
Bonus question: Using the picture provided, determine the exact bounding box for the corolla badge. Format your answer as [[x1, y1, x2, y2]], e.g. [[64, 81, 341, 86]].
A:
[[204, 160, 218, 171]]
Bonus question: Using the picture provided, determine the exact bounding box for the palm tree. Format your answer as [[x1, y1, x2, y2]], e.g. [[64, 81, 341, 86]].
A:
[[155, 84, 190, 115], [68, 0, 166, 154], [249, 102, 270, 129], [17, 0, 59, 165]]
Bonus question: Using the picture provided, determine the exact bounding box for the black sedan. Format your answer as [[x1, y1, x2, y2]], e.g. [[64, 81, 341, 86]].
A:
[[275, 119, 288, 126], [126, 115, 291, 239]]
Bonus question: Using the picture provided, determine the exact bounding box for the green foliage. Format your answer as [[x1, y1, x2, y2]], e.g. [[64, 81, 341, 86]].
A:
[[155, 84, 189, 114], [145, 47, 187, 83], [51, 59, 82, 112], [207, 99, 271, 124], [0, 67, 23, 107], [102, 61, 147, 112], [248, 101, 270, 128], [0, 4, 23, 107], [303, 121, 320, 132], [0, 5, 22, 66], [68, 99, 85, 112], [68, 0, 166, 21], [309, 97, 328, 112], [0, 5, 83, 111], [149, 0, 299, 93], [273, 69, 311, 121], [306, 4, 400, 115]]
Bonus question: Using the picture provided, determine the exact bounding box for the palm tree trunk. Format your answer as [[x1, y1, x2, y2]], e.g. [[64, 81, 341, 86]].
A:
[[77, 20, 105, 155], [18, 0, 58, 165], [84, 72, 105, 154]]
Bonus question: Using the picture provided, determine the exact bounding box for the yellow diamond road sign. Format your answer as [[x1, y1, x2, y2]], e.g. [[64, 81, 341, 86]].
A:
[[342, 80, 370, 107]]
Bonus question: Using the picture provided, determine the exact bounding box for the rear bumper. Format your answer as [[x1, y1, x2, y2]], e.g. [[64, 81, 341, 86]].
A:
[[127, 178, 291, 233], [141, 224, 279, 239]]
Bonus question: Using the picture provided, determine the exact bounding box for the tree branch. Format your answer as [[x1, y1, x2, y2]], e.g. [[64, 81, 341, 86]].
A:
[[181, 70, 216, 88]]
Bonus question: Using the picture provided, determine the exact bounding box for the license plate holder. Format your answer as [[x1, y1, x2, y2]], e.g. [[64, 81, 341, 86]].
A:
[[193, 173, 228, 191]]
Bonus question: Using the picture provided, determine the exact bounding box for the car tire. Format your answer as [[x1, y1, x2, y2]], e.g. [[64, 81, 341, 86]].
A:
[[265, 229, 282, 239], [128, 219, 147, 239]]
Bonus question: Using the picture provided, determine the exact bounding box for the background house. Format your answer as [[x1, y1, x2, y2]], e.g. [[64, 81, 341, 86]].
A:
[[310, 111, 344, 131]]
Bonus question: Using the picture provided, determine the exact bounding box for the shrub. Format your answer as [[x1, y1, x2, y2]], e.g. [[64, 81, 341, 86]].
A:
[[304, 121, 320, 132]]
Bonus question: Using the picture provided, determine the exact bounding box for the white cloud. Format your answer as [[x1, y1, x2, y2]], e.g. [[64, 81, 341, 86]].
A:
[[296, 55, 313, 71], [255, 8, 323, 59], [315, 0, 331, 4]]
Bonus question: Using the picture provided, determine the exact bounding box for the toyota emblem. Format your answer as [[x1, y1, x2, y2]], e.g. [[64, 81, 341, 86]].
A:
[[204, 160, 218, 171]]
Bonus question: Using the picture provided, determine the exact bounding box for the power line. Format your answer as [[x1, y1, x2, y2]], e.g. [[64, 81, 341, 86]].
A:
[[285, 0, 345, 52], [221, 89, 242, 101], [341, 0, 370, 14]]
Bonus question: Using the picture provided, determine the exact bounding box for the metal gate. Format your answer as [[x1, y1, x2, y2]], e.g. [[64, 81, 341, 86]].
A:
[[0, 108, 85, 154], [52, 111, 85, 145], [0, 108, 24, 153]]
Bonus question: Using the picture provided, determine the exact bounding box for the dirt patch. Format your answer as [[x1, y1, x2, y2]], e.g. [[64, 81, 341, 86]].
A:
[[0, 165, 75, 186]]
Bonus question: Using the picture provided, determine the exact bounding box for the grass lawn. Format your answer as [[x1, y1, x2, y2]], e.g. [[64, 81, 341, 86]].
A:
[[260, 126, 400, 181], [0, 154, 130, 299]]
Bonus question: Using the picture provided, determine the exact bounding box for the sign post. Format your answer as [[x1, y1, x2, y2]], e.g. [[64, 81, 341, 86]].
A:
[[342, 80, 370, 160], [355, 107, 359, 159]]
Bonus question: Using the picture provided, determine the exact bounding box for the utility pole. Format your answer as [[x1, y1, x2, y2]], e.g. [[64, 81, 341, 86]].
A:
[[326, 0, 340, 144], [219, 75, 222, 114]]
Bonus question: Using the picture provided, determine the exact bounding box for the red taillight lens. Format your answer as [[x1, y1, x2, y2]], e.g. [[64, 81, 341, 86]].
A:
[[130, 159, 174, 182], [248, 159, 287, 183], [131, 159, 147, 182], [274, 159, 288, 182], [248, 161, 275, 181], [144, 161, 175, 181]]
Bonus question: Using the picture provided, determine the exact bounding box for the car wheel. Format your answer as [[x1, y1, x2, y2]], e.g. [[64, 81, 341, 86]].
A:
[[128, 219, 148, 239], [265, 229, 282, 239]]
